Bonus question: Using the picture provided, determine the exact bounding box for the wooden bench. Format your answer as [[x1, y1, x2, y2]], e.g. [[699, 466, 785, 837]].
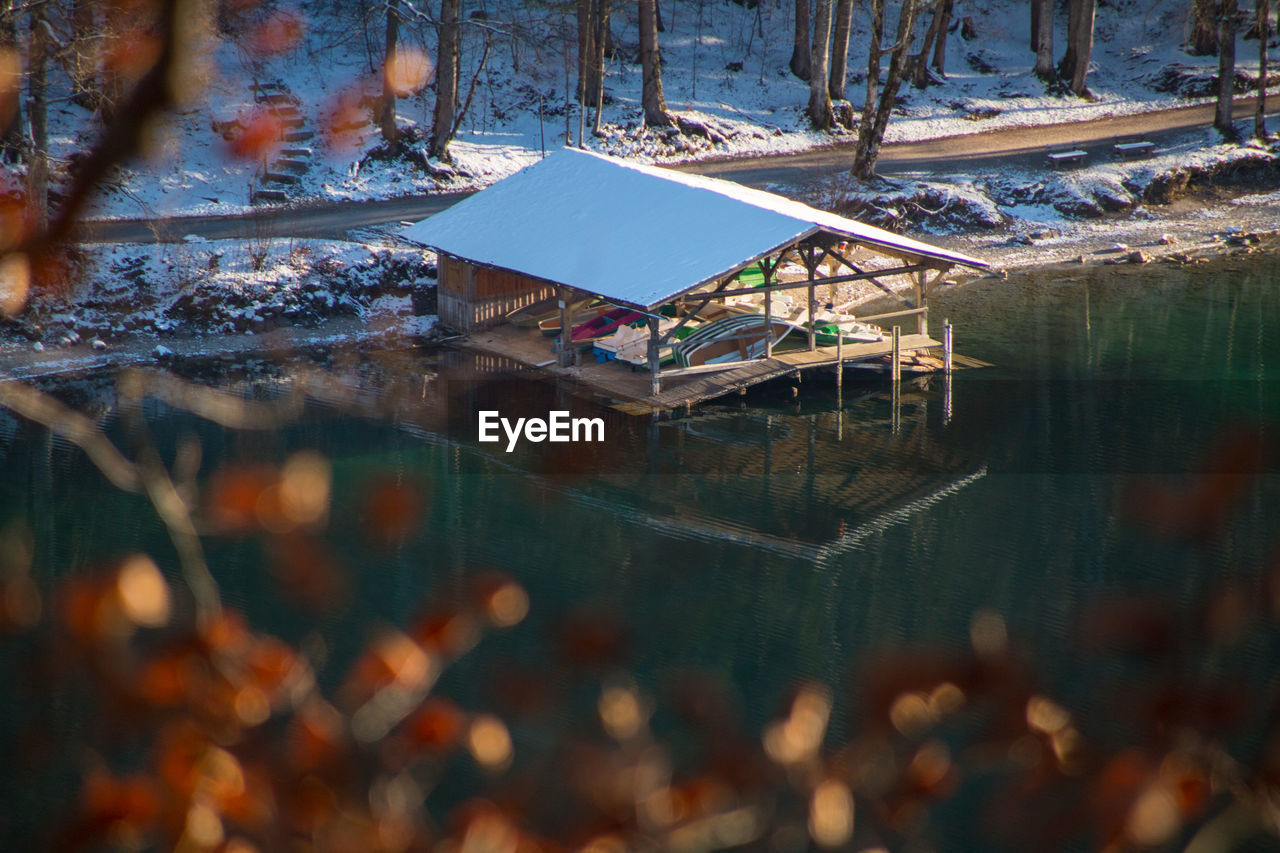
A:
[[1046, 146, 1087, 168], [1113, 135, 1156, 158]]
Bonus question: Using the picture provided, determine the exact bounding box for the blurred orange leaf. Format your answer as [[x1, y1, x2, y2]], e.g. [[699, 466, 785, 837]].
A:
[[225, 110, 284, 162], [244, 9, 306, 58], [361, 477, 425, 545]]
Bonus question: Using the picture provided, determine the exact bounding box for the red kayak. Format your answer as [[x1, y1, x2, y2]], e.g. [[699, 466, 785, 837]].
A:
[[571, 307, 644, 343]]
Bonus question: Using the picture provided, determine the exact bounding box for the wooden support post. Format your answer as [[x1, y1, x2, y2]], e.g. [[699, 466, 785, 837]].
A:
[[557, 288, 573, 367], [943, 318, 953, 375], [807, 282, 817, 351], [914, 270, 928, 335], [805, 243, 816, 351], [647, 315, 661, 396], [827, 252, 837, 306], [764, 288, 773, 358]]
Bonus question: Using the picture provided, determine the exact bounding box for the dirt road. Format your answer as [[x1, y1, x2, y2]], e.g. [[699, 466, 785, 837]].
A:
[[76, 96, 1278, 244]]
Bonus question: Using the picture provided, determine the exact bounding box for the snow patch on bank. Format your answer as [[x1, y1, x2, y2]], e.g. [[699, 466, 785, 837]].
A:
[[4, 240, 439, 349], [815, 133, 1279, 234]]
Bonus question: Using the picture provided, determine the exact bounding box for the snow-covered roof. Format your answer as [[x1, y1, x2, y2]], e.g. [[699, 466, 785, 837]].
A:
[[400, 149, 987, 310]]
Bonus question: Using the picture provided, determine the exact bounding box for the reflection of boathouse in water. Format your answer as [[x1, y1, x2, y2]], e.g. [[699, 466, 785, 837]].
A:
[[393, 349, 985, 554], [401, 150, 989, 413]]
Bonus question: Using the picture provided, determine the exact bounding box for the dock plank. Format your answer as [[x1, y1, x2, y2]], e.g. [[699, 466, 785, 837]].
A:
[[458, 325, 949, 413]]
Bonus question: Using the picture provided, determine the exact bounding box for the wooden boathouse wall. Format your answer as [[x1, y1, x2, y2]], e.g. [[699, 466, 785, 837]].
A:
[[438, 256, 555, 332]]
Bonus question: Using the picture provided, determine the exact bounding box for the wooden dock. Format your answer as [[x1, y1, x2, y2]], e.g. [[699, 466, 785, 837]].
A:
[[456, 324, 985, 414]]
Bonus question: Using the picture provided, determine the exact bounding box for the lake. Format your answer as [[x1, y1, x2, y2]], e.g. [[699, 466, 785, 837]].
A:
[[2, 252, 1279, 850]]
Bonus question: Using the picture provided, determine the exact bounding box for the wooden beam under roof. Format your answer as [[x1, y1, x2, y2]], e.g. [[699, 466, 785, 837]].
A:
[[708, 263, 935, 299]]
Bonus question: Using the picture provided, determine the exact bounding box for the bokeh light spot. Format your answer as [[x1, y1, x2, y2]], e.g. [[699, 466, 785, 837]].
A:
[[0, 252, 31, 317], [385, 48, 433, 97], [599, 684, 646, 741], [485, 582, 528, 629], [970, 609, 1007, 657], [116, 555, 171, 628], [279, 450, 331, 528], [467, 715, 512, 770], [808, 779, 854, 847]]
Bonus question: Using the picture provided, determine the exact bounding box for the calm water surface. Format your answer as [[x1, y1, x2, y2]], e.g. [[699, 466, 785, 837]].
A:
[[2, 253, 1279, 847]]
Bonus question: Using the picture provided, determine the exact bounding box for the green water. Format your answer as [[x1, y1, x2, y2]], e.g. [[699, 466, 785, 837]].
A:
[[2, 253, 1279, 848]]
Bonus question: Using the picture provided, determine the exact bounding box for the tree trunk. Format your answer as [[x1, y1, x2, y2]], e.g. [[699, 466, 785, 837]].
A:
[[380, 0, 401, 150], [913, 1, 945, 87], [0, 5, 22, 164], [829, 0, 853, 99], [1031, 0, 1041, 52], [577, 0, 598, 105], [853, 0, 886, 180], [1214, 0, 1238, 137], [808, 0, 833, 127], [1034, 0, 1055, 79], [639, 0, 671, 126], [853, 0, 920, 181], [1060, 0, 1080, 82], [430, 0, 461, 160], [1061, 0, 1096, 96], [593, 0, 611, 135], [70, 0, 100, 109], [28, 2, 49, 231], [1071, 0, 1096, 95], [1189, 0, 1219, 55], [1256, 0, 1269, 139], [931, 0, 953, 74], [790, 0, 811, 81]]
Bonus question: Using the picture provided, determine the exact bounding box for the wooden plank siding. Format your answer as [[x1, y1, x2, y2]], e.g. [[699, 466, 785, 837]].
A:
[[438, 256, 554, 332]]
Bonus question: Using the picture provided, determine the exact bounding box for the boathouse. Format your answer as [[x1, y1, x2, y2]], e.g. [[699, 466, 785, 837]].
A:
[[401, 149, 988, 412]]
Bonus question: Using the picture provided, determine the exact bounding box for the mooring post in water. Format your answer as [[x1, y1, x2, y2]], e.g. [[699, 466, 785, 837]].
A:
[[891, 325, 901, 386], [836, 332, 844, 392], [891, 325, 901, 434], [943, 318, 953, 375], [837, 336, 844, 440], [892, 378, 901, 434], [944, 370, 953, 426]]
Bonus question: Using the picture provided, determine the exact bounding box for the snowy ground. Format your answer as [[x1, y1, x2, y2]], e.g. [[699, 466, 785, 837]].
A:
[[806, 122, 1280, 234], [41, 0, 1278, 221], [0, 237, 438, 360]]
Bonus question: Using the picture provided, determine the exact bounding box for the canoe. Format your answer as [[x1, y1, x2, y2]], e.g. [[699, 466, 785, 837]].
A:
[[813, 318, 884, 346], [570, 307, 645, 346], [509, 296, 590, 328], [601, 320, 700, 368], [777, 308, 883, 347], [593, 322, 651, 362], [675, 314, 794, 368], [537, 302, 605, 336]]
